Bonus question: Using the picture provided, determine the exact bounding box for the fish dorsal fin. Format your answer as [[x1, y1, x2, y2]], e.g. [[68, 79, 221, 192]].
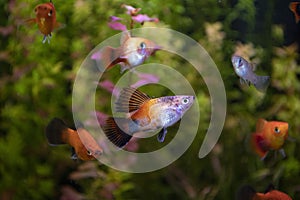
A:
[[115, 87, 151, 113], [120, 31, 131, 45], [256, 118, 267, 132], [45, 117, 69, 145], [250, 63, 257, 71]]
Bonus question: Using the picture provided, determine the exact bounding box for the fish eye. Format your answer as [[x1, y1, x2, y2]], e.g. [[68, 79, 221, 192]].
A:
[[87, 150, 92, 155], [274, 127, 280, 134], [48, 10, 52, 16], [140, 42, 146, 49], [182, 98, 189, 104]]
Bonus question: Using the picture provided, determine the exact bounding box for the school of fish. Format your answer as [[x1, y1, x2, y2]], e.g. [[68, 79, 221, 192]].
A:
[[32, 1, 299, 198], [103, 87, 194, 148]]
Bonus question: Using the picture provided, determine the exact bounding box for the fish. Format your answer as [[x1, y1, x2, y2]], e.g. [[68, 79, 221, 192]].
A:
[[290, 2, 300, 23], [92, 31, 160, 73], [236, 184, 292, 200], [103, 87, 194, 148], [25, 0, 63, 43], [231, 55, 270, 92], [251, 118, 289, 160], [45, 118, 103, 161]]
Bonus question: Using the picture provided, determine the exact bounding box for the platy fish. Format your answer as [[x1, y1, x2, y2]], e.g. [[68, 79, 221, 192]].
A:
[[25, 0, 62, 43], [46, 118, 103, 161], [290, 2, 300, 23], [251, 118, 289, 160], [231, 55, 270, 92], [103, 87, 194, 148], [236, 185, 292, 200], [92, 31, 160, 73]]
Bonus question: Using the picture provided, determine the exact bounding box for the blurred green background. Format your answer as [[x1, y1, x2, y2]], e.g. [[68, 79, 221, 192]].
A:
[[1, 0, 300, 199]]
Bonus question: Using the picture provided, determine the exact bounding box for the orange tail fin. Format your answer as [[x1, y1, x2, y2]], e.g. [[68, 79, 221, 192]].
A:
[[45, 118, 68, 145], [251, 133, 268, 159], [103, 117, 132, 148]]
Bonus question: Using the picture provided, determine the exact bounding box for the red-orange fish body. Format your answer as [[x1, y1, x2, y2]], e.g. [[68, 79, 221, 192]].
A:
[[290, 2, 300, 23], [237, 185, 292, 200], [251, 118, 289, 159], [103, 87, 194, 148], [26, 1, 62, 43], [46, 118, 103, 161], [93, 31, 160, 73]]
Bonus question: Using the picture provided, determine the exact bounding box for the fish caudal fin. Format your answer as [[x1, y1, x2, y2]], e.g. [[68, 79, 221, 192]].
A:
[[103, 117, 132, 148], [254, 75, 270, 92], [45, 118, 68, 145], [290, 2, 300, 23], [236, 185, 256, 200], [251, 133, 268, 159], [91, 46, 124, 72], [115, 87, 151, 113]]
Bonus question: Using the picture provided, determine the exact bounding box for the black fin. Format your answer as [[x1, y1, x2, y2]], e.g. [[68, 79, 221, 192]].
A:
[[103, 117, 132, 148], [115, 87, 151, 113], [45, 118, 68, 145], [157, 128, 167, 142], [236, 185, 256, 200]]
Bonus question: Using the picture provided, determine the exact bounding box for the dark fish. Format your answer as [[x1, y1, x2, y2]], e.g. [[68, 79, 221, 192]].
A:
[[46, 118, 103, 161], [231, 55, 270, 92]]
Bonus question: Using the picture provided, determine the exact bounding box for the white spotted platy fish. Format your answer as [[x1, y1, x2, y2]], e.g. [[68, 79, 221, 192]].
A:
[[103, 87, 195, 148], [46, 118, 103, 161], [231, 55, 270, 92], [92, 31, 160, 73], [25, 0, 63, 43]]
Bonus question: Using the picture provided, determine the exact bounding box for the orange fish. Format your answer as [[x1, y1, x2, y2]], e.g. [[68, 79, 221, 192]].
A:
[[103, 87, 194, 148], [251, 118, 289, 160], [45, 118, 103, 161], [236, 185, 292, 200], [290, 2, 300, 23], [92, 31, 160, 73], [25, 0, 62, 43]]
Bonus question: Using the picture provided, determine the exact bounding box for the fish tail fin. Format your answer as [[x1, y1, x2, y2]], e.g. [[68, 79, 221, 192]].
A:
[[254, 75, 270, 92], [251, 133, 268, 160], [91, 46, 123, 72], [236, 185, 256, 200], [24, 18, 37, 26], [45, 118, 68, 145], [289, 3, 300, 23], [103, 117, 132, 148]]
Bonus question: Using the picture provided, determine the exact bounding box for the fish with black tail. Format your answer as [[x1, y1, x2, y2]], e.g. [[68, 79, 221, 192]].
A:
[[236, 184, 292, 200], [231, 55, 270, 92], [25, 0, 63, 43], [45, 118, 103, 161], [92, 31, 160, 73], [103, 87, 194, 148]]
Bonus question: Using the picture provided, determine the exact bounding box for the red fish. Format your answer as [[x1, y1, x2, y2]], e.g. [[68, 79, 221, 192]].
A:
[[290, 2, 300, 23], [236, 185, 292, 200], [103, 87, 194, 148], [251, 118, 289, 160], [25, 0, 62, 43], [46, 118, 103, 161], [91, 31, 160, 73]]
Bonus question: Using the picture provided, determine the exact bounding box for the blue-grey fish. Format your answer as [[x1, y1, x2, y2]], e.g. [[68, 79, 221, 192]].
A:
[[231, 55, 270, 92], [103, 87, 194, 148]]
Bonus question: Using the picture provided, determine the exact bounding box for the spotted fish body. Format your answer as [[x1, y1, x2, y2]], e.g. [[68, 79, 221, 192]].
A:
[[103, 87, 194, 148], [46, 118, 103, 161], [231, 55, 270, 92]]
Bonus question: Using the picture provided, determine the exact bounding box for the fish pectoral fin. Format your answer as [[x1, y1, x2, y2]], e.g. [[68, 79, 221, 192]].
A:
[[239, 78, 249, 86], [70, 147, 78, 160], [45, 117, 69, 145], [115, 87, 151, 113], [157, 127, 167, 143], [279, 148, 287, 159], [103, 117, 132, 148]]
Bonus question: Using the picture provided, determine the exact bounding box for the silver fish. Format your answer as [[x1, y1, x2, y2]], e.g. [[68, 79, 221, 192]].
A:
[[231, 55, 270, 92], [103, 87, 195, 148]]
